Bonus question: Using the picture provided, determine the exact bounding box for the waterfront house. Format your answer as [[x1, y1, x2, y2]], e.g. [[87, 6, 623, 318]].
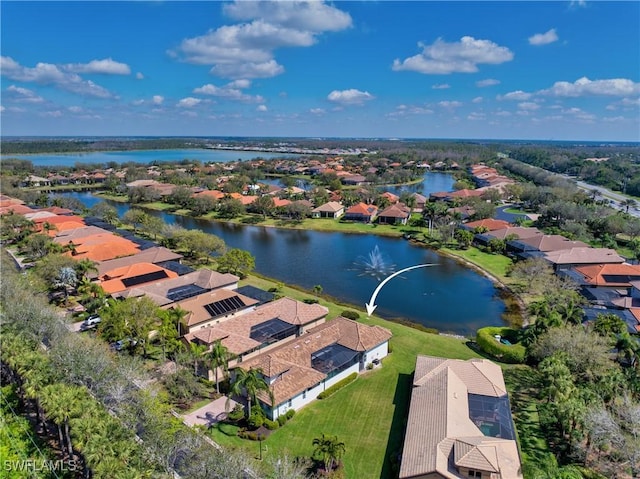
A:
[[473, 227, 543, 247], [399, 356, 523, 479], [507, 235, 589, 260], [341, 174, 368, 186], [543, 247, 625, 271], [93, 246, 183, 277], [344, 202, 378, 223], [311, 201, 345, 219], [98, 262, 179, 295], [235, 317, 392, 420], [377, 203, 411, 225], [64, 233, 141, 262], [462, 219, 511, 232]]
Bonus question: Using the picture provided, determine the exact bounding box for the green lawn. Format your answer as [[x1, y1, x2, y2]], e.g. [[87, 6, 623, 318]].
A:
[[212, 275, 483, 479], [441, 246, 515, 284]]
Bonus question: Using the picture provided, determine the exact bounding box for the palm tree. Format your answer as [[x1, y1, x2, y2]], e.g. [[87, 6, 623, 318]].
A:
[[313, 284, 323, 298], [312, 433, 346, 472], [189, 342, 208, 377], [41, 383, 83, 457], [74, 258, 98, 280], [422, 201, 448, 236], [54, 266, 78, 304], [621, 198, 637, 214], [208, 340, 232, 394], [229, 367, 273, 418]]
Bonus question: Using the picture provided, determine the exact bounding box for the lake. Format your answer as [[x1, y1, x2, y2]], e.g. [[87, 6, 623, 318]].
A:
[[57, 176, 507, 336], [1, 148, 300, 167]]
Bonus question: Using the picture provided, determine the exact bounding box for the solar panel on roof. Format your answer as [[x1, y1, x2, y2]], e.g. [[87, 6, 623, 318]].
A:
[[122, 270, 169, 288], [203, 295, 247, 317], [249, 318, 297, 345], [166, 284, 206, 302]]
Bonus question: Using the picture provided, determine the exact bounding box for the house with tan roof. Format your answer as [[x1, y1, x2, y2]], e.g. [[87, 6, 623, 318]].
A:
[[543, 247, 625, 270], [378, 203, 411, 225], [399, 356, 522, 479], [184, 298, 329, 378], [170, 288, 260, 332], [112, 268, 239, 305], [507, 235, 589, 259], [236, 317, 392, 420], [474, 227, 543, 247], [344, 202, 378, 223], [312, 201, 345, 219], [99, 262, 179, 294]]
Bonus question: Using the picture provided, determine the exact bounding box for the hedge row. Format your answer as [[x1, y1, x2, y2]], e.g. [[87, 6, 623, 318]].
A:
[[476, 327, 526, 364], [317, 373, 358, 399]]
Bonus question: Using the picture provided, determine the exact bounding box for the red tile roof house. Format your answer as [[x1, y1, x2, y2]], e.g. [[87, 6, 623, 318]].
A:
[[572, 264, 640, 292], [113, 268, 239, 306], [343, 202, 378, 223], [98, 262, 179, 295], [378, 203, 412, 225], [311, 201, 345, 219], [462, 218, 511, 232], [234, 317, 392, 420], [64, 233, 141, 262], [92, 246, 183, 278]]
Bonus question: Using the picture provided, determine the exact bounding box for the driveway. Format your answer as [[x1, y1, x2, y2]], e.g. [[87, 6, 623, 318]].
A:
[[182, 396, 240, 428]]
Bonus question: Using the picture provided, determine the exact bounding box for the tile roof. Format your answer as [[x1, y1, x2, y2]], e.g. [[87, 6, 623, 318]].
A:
[[513, 235, 589, 252], [53, 226, 114, 243], [543, 247, 625, 266], [463, 219, 511, 231], [172, 289, 259, 327], [67, 234, 141, 261], [483, 227, 543, 240], [312, 201, 344, 213], [573, 263, 640, 287], [345, 202, 378, 216], [399, 356, 522, 479], [0, 204, 36, 215], [113, 268, 239, 305], [378, 203, 411, 219], [239, 317, 391, 406], [99, 262, 178, 294], [94, 246, 183, 277]]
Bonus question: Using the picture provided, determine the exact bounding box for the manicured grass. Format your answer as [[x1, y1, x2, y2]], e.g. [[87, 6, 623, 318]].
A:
[[214, 275, 483, 479], [441, 246, 514, 284], [503, 207, 528, 215], [141, 201, 177, 211]]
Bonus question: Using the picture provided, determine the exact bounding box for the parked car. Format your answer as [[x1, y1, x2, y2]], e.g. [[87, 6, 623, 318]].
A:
[[80, 315, 101, 330], [111, 338, 137, 351]]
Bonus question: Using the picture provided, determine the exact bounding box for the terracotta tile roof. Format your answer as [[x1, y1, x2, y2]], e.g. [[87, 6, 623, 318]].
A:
[[399, 356, 522, 479], [193, 189, 225, 200], [33, 214, 85, 225], [449, 189, 485, 198], [41, 206, 74, 215], [113, 268, 238, 305], [0, 204, 35, 215], [239, 195, 258, 206], [378, 203, 411, 219], [464, 219, 511, 231], [345, 202, 378, 216], [44, 221, 87, 236], [543, 247, 625, 266], [574, 263, 640, 287], [53, 226, 113, 243], [0, 196, 25, 206], [67, 234, 141, 261], [381, 192, 400, 203], [172, 289, 259, 327], [95, 246, 183, 276], [99, 262, 178, 294], [273, 198, 291, 208], [239, 317, 391, 406]]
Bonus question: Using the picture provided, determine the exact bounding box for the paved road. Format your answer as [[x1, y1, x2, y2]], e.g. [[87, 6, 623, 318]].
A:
[[561, 175, 640, 218]]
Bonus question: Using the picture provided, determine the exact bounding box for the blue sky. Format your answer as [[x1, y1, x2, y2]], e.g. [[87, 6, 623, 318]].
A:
[[1, 1, 639, 141]]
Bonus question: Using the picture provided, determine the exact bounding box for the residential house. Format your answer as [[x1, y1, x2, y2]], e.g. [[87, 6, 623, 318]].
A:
[[380, 192, 400, 204], [236, 317, 392, 420], [98, 262, 179, 295], [411, 193, 427, 213], [93, 246, 184, 278], [22, 175, 51, 187], [474, 227, 543, 247], [377, 203, 411, 225], [543, 247, 625, 271], [344, 202, 378, 223], [341, 174, 368, 186], [566, 263, 640, 292], [462, 219, 511, 232], [507, 235, 589, 260], [112, 268, 239, 306], [311, 201, 345, 219], [64, 233, 141, 262], [399, 356, 523, 479]]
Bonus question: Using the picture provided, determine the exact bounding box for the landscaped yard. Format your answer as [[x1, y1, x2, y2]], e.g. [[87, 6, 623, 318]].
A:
[[441, 246, 515, 284], [212, 275, 484, 479]]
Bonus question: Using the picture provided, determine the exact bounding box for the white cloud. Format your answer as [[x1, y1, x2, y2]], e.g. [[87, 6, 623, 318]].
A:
[[540, 77, 640, 97], [498, 90, 532, 101], [173, 1, 351, 79], [193, 81, 264, 103], [467, 112, 486, 120], [386, 104, 434, 118], [562, 107, 596, 120], [438, 100, 463, 108], [327, 89, 374, 105], [152, 95, 164, 105], [177, 97, 202, 108], [472, 96, 483, 103], [570, 0, 587, 7], [603, 116, 625, 122], [432, 83, 450, 90], [6, 85, 44, 103], [68, 106, 83, 113], [256, 104, 267, 112], [621, 97, 640, 106], [518, 102, 540, 110], [40, 110, 63, 118], [136, 72, 144, 80], [476, 78, 500, 87], [132, 99, 145, 106], [310, 108, 325, 115], [495, 110, 512, 117], [0, 106, 5, 112], [65, 58, 131, 75], [1, 56, 112, 98], [392, 36, 513, 75], [223, 1, 352, 32], [528, 29, 559, 46]]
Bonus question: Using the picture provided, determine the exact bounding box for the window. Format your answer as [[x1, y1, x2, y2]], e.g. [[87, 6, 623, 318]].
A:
[[288, 399, 292, 408], [303, 390, 307, 399]]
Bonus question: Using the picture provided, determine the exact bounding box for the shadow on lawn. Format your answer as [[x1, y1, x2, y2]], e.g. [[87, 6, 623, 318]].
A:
[[380, 372, 413, 479]]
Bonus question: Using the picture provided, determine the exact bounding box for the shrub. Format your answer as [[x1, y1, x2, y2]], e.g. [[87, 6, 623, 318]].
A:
[[303, 298, 319, 304], [317, 373, 357, 400], [285, 409, 295, 420], [247, 408, 265, 429], [227, 404, 244, 423], [264, 419, 279, 430], [341, 310, 360, 320], [239, 430, 259, 441], [277, 415, 287, 427], [476, 327, 526, 364]]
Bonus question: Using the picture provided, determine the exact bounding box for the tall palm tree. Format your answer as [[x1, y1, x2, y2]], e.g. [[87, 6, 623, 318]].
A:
[[229, 367, 273, 417], [208, 340, 232, 394], [312, 433, 346, 472], [189, 342, 208, 377], [41, 383, 83, 457], [74, 258, 98, 280]]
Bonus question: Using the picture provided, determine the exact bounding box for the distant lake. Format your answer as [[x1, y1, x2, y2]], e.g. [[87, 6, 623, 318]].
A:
[[1, 149, 300, 167], [56, 172, 507, 336]]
